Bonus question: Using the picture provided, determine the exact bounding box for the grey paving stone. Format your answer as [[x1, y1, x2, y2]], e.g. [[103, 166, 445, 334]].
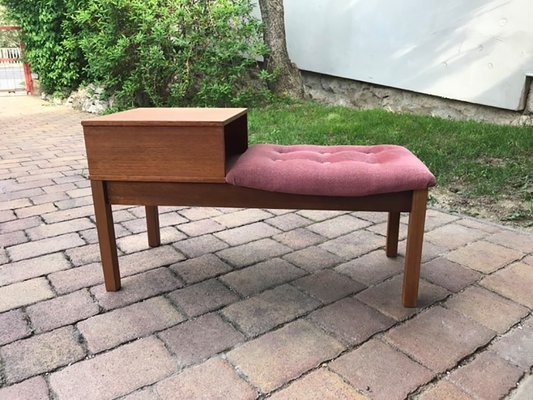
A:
[[509, 374, 533, 400], [49, 337, 175, 400], [222, 284, 320, 337], [1, 326, 85, 383], [0, 252, 71, 287], [273, 228, 325, 250], [49, 262, 103, 295], [0, 377, 49, 400], [26, 217, 94, 240], [220, 258, 305, 296], [268, 368, 367, 400], [330, 339, 433, 400], [7, 232, 84, 261], [27, 289, 99, 333], [168, 279, 239, 317], [283, 246, 343, 272], [265, 213, 312, 231], [158, 313, 244, 367], [448, 351, 523, 400], [212, 208, 272, 228], [78, 296, 184, 353], [177, 218, 225, 237], [421, 257, 482, 292], [309, 297, 394, 345], [214, 222, 281, 246], [173, 234, 228, 258], [307, 215, 371, 238], [335, 249, 403, 286], [170, 254, 232, 284], [445, 286, 529, 333], [296, 210, 347, 221], [320, 230, 384, 260], [385, 307, 495, 372], [117, 227, 186, 253], [293, 269, 366, 304], [120, 245, 186, 277], [227, 320, 344, 392], [217, 238, 292, 268], [91, 267, 183, 311], [490, 316, 533, 369], [156, 358, 257, 400], [356, 275, 450, 321], [0, 309, 31, 346], [0, 278, 54, 313]]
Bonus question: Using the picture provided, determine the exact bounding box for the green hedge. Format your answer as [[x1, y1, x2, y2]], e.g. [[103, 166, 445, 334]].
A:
[[1, 0, 85, 94], [2, 0, 272, 108]]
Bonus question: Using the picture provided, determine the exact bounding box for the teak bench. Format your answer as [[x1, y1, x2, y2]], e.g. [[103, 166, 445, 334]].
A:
[[82, 108, 436, 308]]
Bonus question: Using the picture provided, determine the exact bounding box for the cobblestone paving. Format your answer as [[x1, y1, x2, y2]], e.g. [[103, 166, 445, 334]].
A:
[[1, 94, 532, 399]]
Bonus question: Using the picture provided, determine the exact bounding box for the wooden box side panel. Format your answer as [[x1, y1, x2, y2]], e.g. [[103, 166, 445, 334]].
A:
[[224, 114, 248, 168], [83, 126, 226, 182]]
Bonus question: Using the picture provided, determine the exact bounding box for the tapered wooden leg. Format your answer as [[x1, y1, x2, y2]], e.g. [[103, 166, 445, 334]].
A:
[[386, 212, 401, 257], [91, 180, 121, 291], [146, 206, 161, 247], [402, 189, 428, 308]]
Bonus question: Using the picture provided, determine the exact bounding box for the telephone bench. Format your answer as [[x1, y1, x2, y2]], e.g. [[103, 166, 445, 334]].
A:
[[82, 108, 435, 307]]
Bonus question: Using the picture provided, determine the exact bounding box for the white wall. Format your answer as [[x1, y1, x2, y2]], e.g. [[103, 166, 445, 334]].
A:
[[262, 0, 533, 111]]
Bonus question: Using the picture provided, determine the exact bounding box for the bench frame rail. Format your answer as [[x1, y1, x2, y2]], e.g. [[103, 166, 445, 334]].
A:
[[91, 180, 428, 307]]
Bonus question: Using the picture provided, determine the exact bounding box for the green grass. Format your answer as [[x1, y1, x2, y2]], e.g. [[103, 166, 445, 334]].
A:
[[248, 101, 533, 224]]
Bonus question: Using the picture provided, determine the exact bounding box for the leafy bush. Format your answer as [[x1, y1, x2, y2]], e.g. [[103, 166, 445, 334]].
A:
[[0, 6, 20, 47], [76, 0, 272, 108], [1, 0, 272, 107], [0, 0, 85, 94]]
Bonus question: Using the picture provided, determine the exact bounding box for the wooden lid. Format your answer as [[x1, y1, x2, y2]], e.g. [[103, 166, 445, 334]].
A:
[[82, 107, 247, 127]]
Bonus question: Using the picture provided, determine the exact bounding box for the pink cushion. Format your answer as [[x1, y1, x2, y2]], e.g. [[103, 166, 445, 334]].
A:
[[225, 144, 436, 197]]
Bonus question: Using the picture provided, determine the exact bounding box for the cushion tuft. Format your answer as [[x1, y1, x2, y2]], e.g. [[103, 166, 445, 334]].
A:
[[225, 144, 436, 197]]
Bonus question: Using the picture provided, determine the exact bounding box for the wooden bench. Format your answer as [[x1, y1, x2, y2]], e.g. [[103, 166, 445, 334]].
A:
[[82, 108, 435, 308]]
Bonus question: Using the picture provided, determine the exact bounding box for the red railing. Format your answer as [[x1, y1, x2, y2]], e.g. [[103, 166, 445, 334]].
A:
[[0, 25, 33, 94]]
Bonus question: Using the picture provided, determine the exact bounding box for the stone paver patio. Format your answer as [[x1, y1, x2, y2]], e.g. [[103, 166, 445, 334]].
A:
[[1, 94, 532, 400]]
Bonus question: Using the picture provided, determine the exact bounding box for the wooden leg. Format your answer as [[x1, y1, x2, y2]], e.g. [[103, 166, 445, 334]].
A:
[[386, 212, 400, 257], [402, 189, 428, 308], [146, 206, 161, 247], [91, 180, 121, 291]]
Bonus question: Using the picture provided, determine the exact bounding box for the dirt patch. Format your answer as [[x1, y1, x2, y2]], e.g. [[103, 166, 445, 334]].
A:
[[430, 187, 533, 233]]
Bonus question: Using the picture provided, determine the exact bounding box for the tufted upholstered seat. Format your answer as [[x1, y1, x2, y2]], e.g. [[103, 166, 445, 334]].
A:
[[226, 144, 436, 197]]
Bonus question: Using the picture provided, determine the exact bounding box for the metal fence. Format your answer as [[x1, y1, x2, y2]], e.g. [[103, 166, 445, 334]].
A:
[[0, 26, 32, 94]]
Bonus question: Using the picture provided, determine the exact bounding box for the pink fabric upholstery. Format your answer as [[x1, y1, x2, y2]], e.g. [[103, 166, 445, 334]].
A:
[[225, 144, 436, 197]]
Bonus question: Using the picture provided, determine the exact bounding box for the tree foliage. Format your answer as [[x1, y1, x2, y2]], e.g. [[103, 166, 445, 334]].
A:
[[76, 0, 271, 108], [1, 0, 273, 107], [0, 5, 20, 47], [1, 0, 85, 94]]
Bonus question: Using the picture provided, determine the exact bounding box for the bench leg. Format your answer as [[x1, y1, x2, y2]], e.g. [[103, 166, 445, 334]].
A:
[[386, 212, 400, 257], [91, 180, 121, 291], [402, 189, 428, 308], [146, 206, 161, 247]]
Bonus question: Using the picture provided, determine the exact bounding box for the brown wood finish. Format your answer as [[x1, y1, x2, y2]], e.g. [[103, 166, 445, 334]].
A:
[[402, 189, 429, 307], [145, 206, 160, 247], [224, 114, 248, 169], [386, 212, 401, 257], [90, 180, 121, 291], [84, 108, 431, 308], [106, 181, 413, 212], [82, 107, 247, 127], [84, 126, 227, 182], [83, 108, 249, 183]]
